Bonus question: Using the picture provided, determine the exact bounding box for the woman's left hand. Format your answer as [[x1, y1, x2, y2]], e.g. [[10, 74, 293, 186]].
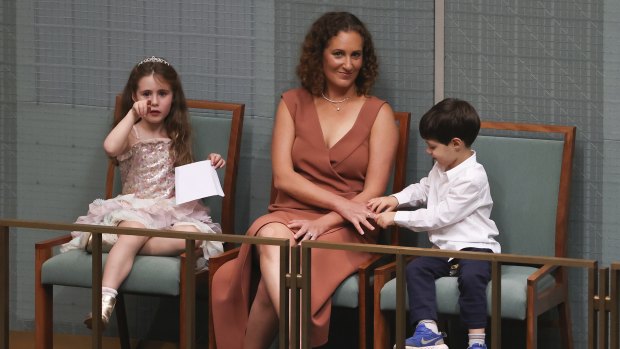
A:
[[208, 153, 226, 169], [288, 218, 331, 241], [334, 199, 376, 236]]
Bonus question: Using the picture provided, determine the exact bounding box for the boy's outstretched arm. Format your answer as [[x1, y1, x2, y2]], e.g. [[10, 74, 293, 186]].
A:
[[375, 211, 396, 229], [367, 196, 399, 213]]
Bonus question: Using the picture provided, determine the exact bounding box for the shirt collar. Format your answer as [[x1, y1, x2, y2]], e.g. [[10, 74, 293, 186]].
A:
[[444, 151, 477, 181]]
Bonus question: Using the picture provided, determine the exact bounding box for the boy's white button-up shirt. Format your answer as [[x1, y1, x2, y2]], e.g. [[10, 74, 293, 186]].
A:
[[392, 152, 501, 253]]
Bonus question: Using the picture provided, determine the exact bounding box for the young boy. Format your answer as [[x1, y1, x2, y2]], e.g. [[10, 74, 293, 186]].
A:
[[368, 98, 501, 349]]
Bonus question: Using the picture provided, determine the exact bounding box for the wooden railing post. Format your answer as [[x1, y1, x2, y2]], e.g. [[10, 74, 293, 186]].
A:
[[0, 225, 8, 349], [595, 268, 609, 349], [589, 265, 598, 349], [183, 239, 196, 349], [91, 232, 102, 349], [301, 244, 311, 349], [283, 245, 296, 349], [394, 255, 406, 349], [490, 261, 502, 349], [610, 263, 619, 349]]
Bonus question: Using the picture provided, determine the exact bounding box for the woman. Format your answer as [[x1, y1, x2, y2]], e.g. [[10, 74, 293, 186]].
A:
[[212, 12, 398, 348]]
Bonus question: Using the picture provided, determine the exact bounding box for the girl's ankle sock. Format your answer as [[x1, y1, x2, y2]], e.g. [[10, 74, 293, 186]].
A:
[[102, 286, 118, 298]]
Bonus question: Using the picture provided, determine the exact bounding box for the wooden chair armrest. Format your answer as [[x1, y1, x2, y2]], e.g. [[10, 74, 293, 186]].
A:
[[35, 234, 73, 270], [179, 247, 204, 260], [209, 247, 240, 273], [374, 260, 397, 290], [358, 254, 394, 273], [35, 234, 72, 250], [373, 255, 416, 292], [358, 254, 395, 290], [527, 263, 562, 286], [526, 264, 568, 317]]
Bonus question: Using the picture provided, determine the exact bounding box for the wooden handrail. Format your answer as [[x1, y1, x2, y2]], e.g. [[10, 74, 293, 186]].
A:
[[300, 240, 598, 349], [0, 217, 615, 349], [0, 219, 289, 349]]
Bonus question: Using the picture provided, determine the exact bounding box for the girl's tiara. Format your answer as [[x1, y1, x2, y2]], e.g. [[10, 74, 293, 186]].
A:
[[137, 56, 170, 66]]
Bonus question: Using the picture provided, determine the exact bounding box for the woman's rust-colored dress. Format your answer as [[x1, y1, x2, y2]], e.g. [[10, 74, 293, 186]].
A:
[[211, 88, 387, 348]]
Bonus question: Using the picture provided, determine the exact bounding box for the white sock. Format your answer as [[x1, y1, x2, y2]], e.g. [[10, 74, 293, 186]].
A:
[[468, 333, 485, 346], [419, 319, 439, 333], [102, 287, 118, 298]]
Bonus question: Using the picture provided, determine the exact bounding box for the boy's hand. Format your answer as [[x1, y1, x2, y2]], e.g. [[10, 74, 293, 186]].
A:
[[208, 153, 226, 169], [375, 212, 396, 229], [367, 196, 399, 213]]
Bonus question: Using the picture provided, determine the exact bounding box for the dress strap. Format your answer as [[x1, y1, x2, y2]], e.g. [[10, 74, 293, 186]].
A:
[[131, 125, 140, 139]]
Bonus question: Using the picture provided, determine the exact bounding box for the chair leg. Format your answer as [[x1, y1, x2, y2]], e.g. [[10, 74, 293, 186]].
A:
[[558, 302, 574, 349], [525, 315, 538, 349], [34, 283, 52, 349], [115, 294, 131, 349], [358, 305, 367, 349], [374, 309, 391, 349], [180, 288, 187, 349], [208, 291, 216, 349]]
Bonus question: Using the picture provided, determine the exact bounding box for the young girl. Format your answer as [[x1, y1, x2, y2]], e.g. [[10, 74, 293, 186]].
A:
[[61, 56, 225, 329]]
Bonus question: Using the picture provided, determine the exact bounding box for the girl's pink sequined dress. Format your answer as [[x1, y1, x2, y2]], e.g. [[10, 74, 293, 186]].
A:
[[61, 135, 223, 259]]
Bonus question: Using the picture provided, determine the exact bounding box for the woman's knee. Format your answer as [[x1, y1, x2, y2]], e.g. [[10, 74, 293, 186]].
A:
[[256, 223, 292, 240], [255, 224, 294, 259]]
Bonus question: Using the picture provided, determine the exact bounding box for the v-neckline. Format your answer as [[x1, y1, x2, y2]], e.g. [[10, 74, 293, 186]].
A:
[[312, 97, 368, 151]]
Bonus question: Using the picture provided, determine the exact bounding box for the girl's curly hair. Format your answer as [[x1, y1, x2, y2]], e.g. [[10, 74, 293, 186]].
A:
[[296, 12, 378, 96]]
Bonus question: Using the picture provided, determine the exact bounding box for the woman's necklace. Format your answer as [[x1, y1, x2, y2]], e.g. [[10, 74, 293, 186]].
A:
[[321, 91, 351, 112]]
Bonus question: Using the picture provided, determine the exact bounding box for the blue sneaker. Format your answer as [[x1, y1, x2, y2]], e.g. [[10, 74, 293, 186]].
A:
[[467, 344, 487, 349], [395, 322, 448, 349]]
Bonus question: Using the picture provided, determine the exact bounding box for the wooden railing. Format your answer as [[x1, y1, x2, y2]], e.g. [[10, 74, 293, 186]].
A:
[[0, 218, 618, 349], [300, 240, 601, 349], [0, 219, 290, 349], [609, 262, 620, 349]]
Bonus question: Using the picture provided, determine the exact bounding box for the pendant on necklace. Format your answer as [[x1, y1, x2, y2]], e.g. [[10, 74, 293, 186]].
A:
[[336, 107, 340, 111]]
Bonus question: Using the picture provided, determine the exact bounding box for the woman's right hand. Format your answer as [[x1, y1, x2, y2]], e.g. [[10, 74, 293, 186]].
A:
[[288, 217, 331, 241], [131, 99, 151, 120], [367, 196, 398, 213]]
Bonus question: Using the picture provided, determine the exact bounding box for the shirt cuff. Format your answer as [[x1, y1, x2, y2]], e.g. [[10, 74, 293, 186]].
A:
[[391, 192, 409, 207], [393, 211, 411, 227]]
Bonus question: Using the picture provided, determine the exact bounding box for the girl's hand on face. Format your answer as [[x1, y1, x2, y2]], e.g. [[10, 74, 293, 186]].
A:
[[132, 100, 151, 120], [367, 196, 399, 213], [208, 153, 226, 169], [288, 218, 330, 241], [375, 212, 396, 229]]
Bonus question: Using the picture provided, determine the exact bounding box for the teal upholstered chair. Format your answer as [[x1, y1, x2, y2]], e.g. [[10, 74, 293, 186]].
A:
[[34, 96, 244, 349], [373, 122, 576, 349], [208, 111, 411, 349]]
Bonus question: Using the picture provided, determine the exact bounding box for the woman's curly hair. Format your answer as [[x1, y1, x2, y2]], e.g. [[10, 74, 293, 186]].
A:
[[296, 12, 378, 96]]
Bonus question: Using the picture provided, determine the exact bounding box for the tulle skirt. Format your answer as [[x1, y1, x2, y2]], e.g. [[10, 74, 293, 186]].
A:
[[61, 193, 224, 260]]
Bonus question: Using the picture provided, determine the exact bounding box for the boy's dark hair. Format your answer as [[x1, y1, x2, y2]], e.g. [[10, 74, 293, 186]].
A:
[[419, 98, 481, 147]]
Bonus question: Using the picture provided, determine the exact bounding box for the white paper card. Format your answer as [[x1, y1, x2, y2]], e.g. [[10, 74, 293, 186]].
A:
[[175, 160, 225, 205]]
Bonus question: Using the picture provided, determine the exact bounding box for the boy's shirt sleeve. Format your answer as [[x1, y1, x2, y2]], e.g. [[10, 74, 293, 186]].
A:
[[393, 177, 484, 232], [392, 176, 429, 208]]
